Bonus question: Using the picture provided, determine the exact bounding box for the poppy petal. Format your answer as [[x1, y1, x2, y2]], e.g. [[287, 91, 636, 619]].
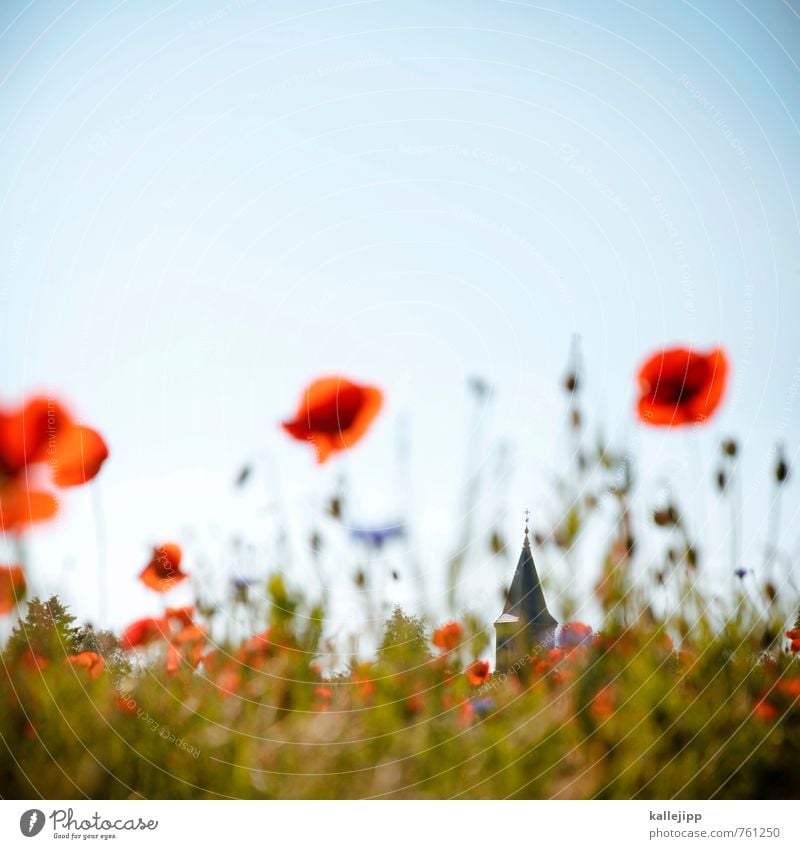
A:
[[0, 482, 58, 532], [0, 396, 73, 476], [48, 425, 109, 487], [0, 565, 27, 615]]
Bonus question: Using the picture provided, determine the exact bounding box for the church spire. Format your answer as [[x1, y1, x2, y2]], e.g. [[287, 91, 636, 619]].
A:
[[494, 514, 558, 670]]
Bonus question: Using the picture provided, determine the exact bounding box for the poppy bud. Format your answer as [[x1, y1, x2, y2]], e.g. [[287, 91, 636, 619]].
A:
[[685, 547, 698, 569], [775, 448, 789, 484], [722, 439, 738, 457], [716, 469, 726, 491], [489, 531, 505, 554], [563, 373, 578, 393], [652, 505, 679, 527], [533, 532, 545, 547], [764, 582, 778, 603], [327, 496, 342, 519], [571, 408, 582, 429], [354, 569, 366, 588]]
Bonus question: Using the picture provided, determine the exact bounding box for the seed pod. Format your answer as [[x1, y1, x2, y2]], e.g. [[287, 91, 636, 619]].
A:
[[722, 439, 738, 457], [716, 469, 726, 492], [563, 372, 578, 393]]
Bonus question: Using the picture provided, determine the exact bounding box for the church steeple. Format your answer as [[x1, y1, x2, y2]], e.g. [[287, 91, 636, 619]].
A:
[[494, 514, 558, 671]]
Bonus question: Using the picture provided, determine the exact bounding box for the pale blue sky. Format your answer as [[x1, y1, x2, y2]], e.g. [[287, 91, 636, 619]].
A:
[[1, 0, 799, 647]]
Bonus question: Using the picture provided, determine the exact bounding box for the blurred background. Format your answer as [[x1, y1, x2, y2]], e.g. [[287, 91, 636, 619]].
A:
[[0, 0, 798, 652]]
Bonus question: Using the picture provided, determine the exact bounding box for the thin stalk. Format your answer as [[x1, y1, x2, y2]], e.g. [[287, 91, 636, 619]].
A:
[[92, 484, 108, 625]]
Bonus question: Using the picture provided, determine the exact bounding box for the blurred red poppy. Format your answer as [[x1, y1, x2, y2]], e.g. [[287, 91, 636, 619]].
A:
[[559, 621, 593, 649], [0, 395, 108, 531], [591, 685, 616, 720], [21, 649, 49, 671], [281, 376, 383, 463], [432, 621, 463, 653], [66, 651, 105, 679], [786, 628, 800, 655], [121, 617, 167, 650], [48, 425, 109, 488], [0, 565, 27, 615], [165, 606, 195, 627], [466, 660, 491, 686], [753, 699, 778, 721], [0, 477, 59, 532], [636, 347, 728, 426], [138, 543, 187, 593]]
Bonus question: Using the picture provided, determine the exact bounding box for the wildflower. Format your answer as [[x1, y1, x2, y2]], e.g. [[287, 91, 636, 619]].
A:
[[559, 621, 593, 648], [753, 699, 778, 721], [120, 617, 167, 650], [47, 425, 109, 487], [138, 543, 187, 592], [734, 567, 749, 580], [0, 396, 108, 531], [350, 522, 405, 548], [21, 649, 49, 671], [636, 346, 728, 426], [165, 606, 195, 627], [432, 621, 463, 653], [281, 376, 383, 463], [470, 697, 495, 715], [315, 686, 334, 712], [786, 628, 800, 655], [66, 651, 105, 679], [237, 629, 275, 668], [351, 662, 376, 697], [776, 678, 800, 699], [591, 685, 616, 720], [466, 660, 491, 686], [114, 695, 138, 714], [0, 565, 26, 615]]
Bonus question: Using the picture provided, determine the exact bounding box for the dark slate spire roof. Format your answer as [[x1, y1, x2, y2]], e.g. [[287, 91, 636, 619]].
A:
[[494, 529, 558, 629]]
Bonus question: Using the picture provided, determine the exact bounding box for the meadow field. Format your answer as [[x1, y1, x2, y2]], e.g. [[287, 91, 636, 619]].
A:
[[2, 352, 798, 800]]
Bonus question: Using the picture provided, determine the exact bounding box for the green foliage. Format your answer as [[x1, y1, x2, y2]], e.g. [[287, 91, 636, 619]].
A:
[[376, 605, 431, 668], [6, 596, 81, 661], [0, 581, 798, 800]]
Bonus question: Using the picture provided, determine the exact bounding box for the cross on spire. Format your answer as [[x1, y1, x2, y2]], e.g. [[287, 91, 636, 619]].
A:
[[524, 508, 530, 536]]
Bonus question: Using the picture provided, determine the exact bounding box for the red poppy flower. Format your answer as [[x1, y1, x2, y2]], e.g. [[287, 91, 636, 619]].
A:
[[47, 425, 109, 488], [21, 649, 49, 671], [432, 621, 463, 653], [786, 628, 800, 655], [636, 347, 728, 426], [777, 678, 800, 699], [281, 376, 383, 463], [558, 621, 593, 648], [0, 565, 27, 615], [165, 606, 195, 627], [0, 478, 59, 532], [466, 660, 491, 686], [66, 651, 105, 679], [120, 616, 167, 650], [0, 396, 72, 474], [0, 395, 108, 531], [753, 699, 778, 721], [138, 543, 187, 593], [591, 685, 616, 720]]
